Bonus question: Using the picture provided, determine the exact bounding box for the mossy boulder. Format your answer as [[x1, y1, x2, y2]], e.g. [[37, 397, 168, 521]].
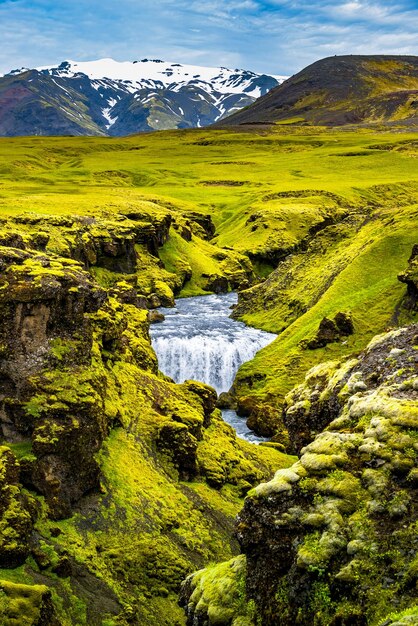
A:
[[306, 312, 354, 350], [398, 244, 418, 310], [0, 580, 59, 626], [202, 274, 229, 294], [180, 555, 255, 626], [148, 310, 165, 323], [237, 396, 286, 440]]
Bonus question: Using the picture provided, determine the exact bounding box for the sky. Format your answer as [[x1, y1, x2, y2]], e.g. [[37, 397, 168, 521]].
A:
[[1, 0, 418, 76]]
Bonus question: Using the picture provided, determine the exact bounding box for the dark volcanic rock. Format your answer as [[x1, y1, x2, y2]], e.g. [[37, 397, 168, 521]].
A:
[[0, 250, 107, 518], [307, 312, 354, 349], [183, 212, 216, 240], [217, 391, 237, 410], [306, 317, 340, 349], [398, 243, 418, 309], [0, 447, 33, 568], [148, 310, 165, 324], [202, 274, 229, 294], [157, 422, 199, 480]]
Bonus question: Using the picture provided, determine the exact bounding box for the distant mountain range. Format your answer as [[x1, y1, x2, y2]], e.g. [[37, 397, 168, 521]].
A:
[[217, 55, 418, 128], [0, 58, 286, 136]]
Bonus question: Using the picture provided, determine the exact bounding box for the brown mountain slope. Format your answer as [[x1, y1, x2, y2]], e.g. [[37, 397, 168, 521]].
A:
[[216, 55, 418, 127]]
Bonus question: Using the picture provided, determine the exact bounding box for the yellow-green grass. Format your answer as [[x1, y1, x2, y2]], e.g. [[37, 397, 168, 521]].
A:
[[2, 129, 418, 283], [234, 202, 418, 406], [1, 127, 418, 398], [2, 129, 418, 229]]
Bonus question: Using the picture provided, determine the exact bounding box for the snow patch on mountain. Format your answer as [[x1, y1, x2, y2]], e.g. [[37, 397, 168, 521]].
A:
[[1, 58, 288, 136], [33, 58, 287, 97]]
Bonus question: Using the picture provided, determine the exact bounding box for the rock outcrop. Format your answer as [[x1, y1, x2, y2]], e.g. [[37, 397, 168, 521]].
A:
[[0, 249, 107, 519], [181, 325, 418, 625], [0, 447, 33, 568], [306, 312, 354, 350], [399, 244, 418, 310]]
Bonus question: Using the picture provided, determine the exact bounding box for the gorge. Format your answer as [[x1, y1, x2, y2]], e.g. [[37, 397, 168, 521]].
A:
[[0, 113, 416, 625]]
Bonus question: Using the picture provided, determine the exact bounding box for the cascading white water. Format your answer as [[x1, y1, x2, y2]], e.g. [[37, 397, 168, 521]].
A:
[[150, 292, 275, 393], [152, 333, 273, 394], [150, 293, 276, 442]]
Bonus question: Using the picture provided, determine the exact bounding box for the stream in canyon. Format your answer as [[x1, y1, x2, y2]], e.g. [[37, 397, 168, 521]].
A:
[[150, 292, 276, 443]]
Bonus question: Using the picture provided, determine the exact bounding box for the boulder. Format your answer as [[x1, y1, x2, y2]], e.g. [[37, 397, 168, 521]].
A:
[[307, 312, 354, 349], [398, 243, 418, 309], [148, 310, 165, 324]]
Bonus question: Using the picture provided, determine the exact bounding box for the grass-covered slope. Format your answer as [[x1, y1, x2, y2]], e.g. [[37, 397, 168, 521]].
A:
[[0, 126, 417, 623], [217, 55, 418, 128], [231, 190, 418, 437]]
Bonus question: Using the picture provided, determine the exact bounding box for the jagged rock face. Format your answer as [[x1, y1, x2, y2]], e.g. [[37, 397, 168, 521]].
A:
[[0, 249, 107, 518], [235, 325, 418, 625], [399, 244, 418, 310], [306, 313, 354, 350], [0, 447, 33, 568]]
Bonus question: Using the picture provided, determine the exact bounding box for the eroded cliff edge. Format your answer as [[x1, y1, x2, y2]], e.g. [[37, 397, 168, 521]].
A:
[[0, 212, 289, 625]]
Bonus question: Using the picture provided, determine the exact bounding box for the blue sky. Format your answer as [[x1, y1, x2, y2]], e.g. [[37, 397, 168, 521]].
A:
[[1, 0, 418, 76]]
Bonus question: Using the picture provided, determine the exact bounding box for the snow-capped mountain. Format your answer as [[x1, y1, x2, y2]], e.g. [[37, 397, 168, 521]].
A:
[[0, 58, 287, 137]]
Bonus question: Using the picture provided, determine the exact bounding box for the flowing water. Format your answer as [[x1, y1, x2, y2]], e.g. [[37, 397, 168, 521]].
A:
[[150, 292, 276, 442]]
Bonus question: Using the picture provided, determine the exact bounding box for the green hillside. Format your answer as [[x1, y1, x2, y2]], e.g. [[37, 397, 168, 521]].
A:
[[217, 55, 418, 128], [0, 125, 417, 624]]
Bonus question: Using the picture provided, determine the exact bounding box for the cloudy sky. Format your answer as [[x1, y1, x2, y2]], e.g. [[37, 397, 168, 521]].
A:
[[0, 0, 418, 76]]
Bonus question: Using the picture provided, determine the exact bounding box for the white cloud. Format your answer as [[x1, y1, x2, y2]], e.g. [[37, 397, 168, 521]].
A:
[[0, 0, 418, 77]]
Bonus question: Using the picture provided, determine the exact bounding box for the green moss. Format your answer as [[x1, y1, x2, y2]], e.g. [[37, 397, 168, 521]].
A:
[[198, 410, 294, 490], [379, 606, 418, 626], [0, 580, 53, 626], [5, 443, 35, 462], [184, 555, 255, 626]]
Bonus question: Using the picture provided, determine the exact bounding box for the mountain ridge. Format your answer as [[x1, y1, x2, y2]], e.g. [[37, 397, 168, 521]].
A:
[[0, 57, 286, 136]]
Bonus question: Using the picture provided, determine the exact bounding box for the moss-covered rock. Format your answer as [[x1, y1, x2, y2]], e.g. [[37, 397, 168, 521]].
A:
[[182, 325, 418, 626], [180, 555, 255, 626], [398, 244, 418, 310], [0, 447, 33, 568], [0, 580, 59, 626]]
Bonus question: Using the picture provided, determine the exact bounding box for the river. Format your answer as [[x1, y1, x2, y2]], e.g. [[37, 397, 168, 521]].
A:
[[149, 292, 276, 443]]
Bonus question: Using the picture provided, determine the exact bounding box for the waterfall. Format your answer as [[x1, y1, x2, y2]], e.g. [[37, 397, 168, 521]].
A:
[[152, 332, 273, 394], [149, 292, 276, 442], [150, 293, 275, 394]]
